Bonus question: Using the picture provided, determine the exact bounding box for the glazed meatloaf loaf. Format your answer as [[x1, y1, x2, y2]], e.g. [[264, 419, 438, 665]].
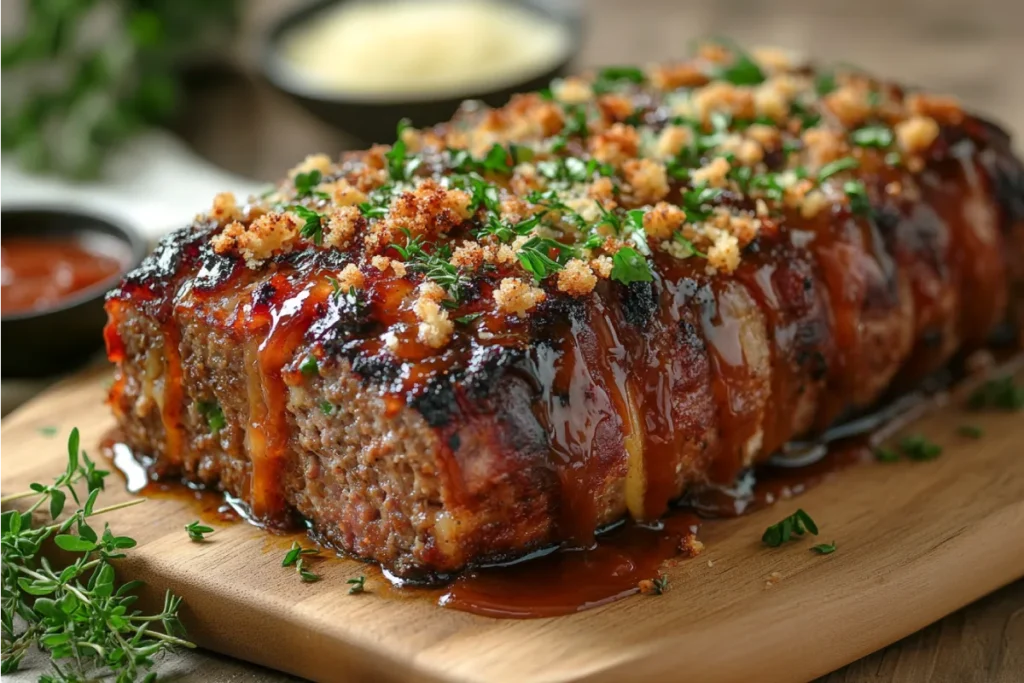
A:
[[105, 44, 1024, 579]]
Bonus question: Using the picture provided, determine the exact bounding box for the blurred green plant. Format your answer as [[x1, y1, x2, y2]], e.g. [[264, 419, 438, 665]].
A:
[[1, 0, 239, 178]]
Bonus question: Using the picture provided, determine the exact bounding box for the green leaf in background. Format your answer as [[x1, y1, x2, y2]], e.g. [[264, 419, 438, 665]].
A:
[[1, 0, 239, 178]]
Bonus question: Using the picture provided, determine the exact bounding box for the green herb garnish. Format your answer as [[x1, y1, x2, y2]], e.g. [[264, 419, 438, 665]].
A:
[[296, 559, 320, 583], [898, 434, 942, 461], [592, 66, 646, 94], [197, 400, 226, 434], [761, 508, 819, 547], [184, 520, 214, 542], [815, 71, 837, 96], [390, 230, 469, 302], [968, 376, 1024, 411], [294, 169, 329, 200], [817, 157, 859, 182], [37, 426, 59, 438], [299, 355, 319, 376], [707, 41, 765, 86], [843, 179, 871, 216], [611, 246, 653, 285], [650, 574, 669, 595], [288, 205, 325, 246], [319, 401, 334, 415], [1, 429, 191, 679], [282, 541, 318, 568], [517, 237, 574, 281], [347, 575, 367, 594], [811, 541, 837, 555], [850, 126, 894, 148], [384, 118, 421, 181], [455, 312, 483, 325]]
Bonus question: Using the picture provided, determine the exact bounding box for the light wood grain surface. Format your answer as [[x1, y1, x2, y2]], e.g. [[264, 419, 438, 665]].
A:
[[2, 361, 1023, 683], [5, 0, 1024, 681]]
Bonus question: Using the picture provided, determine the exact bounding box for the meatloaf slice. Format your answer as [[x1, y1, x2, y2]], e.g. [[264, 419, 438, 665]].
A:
[[105, 45, 1024, 579]]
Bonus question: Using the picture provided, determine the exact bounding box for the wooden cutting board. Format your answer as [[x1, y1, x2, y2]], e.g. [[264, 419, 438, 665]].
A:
[[2, 363, 1023, 683]]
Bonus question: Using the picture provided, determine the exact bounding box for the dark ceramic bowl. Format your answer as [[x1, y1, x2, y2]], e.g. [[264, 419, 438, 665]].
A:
[[261, 0, 583, 145], [1, 207, 148, 378]]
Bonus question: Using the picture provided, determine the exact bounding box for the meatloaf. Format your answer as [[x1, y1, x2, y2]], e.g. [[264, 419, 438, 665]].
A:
[[104, 44, 1024, 579]]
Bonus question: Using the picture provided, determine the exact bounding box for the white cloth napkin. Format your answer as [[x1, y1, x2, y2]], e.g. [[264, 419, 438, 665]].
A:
[[1, 130, 264, 240]]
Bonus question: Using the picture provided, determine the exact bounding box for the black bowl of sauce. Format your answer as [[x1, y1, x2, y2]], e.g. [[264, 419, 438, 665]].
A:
[[1, 208, 147, 378]]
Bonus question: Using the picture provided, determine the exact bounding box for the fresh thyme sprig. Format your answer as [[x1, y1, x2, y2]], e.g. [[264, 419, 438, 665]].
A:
[[347, 576, 366, 595], [1, 429, 193, 680], [390, 229, 470, 302]]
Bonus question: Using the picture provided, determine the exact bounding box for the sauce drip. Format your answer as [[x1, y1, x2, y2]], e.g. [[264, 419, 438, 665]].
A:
[[438, 514, 701, 618], [1, 236, 125, 313]]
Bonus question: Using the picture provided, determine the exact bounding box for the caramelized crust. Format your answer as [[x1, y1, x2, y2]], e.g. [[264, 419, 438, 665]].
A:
[[105, 45, 1024, 577]]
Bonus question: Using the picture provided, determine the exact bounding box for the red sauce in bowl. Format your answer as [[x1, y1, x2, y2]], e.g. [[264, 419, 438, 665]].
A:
[[1, 237, 126, 315]]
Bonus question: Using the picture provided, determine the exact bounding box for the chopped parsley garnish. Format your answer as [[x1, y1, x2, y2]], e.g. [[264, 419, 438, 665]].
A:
[[537, 156, 613, 185], [592, 65, 646, 94], [811, 541, 837, 555], [967, 376, 1024, 411], [843, 179, 871, 215], [850, 125, 894, 148], [288, 205, 325, 246], [196, 400, 226, 434], [817, 157, 859, 182], [679, 185, 724, 221], [898, 434, 942, 461], [299, 354, 319, 376], [957, 424, 983, 439], [518, 237, 574, 281], [884, 151, 903, 167], [761, 509, 818, 547], [184, 520, 214, 542], [707, 41, 765, 86], [551, 104, 589, 151], [815, 71, 837, 96], [347, 575, 367, 594], [384, 118, 421, 181], [294, 169, 329, 200], [611, 246, 653, 285], [319, 401, 334, 415]]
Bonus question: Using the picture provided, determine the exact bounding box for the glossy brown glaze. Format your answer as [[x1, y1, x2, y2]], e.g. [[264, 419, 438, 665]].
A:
[[102, 53, 1024, 579]]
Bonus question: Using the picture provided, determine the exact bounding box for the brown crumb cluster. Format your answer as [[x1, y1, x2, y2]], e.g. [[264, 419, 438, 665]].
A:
[[201, 44, 963, 349]]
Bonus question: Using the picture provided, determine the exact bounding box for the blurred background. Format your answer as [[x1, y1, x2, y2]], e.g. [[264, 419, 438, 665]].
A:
[[2, 1, 1024, 678], [2, 0, 1023, 238]]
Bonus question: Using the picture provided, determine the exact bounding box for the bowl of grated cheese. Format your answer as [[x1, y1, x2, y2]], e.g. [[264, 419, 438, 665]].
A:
[[262, 0, 582, 143]]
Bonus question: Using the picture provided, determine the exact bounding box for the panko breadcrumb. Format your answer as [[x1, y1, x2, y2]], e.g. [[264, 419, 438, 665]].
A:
[[556, 258, 597, 296], [494, 278, 546, 317]]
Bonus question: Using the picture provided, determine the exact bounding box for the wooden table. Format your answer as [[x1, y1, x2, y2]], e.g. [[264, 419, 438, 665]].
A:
[[7, 0, 1023, 680]]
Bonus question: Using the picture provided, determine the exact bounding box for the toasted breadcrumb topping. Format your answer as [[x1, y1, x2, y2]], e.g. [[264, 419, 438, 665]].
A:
[[413, 282, 454, 348], [201, 43, 966, 348], [494, 278, 546, 317], [556, 258, 598, 296]]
